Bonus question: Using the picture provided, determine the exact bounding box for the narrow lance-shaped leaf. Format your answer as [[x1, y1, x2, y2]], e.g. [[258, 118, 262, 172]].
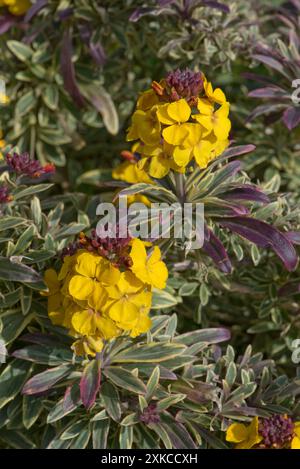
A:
[[22, 364, 72, 395], [282, 106, 300, 130], [24, 0, 48, 22], [220, 217, 298, 271], [202, 226, 232, 273], [80, 358, 101, 409], [60, 27, 85, 108], [220, 185, 270, 204], [0, 257, 41, 283]]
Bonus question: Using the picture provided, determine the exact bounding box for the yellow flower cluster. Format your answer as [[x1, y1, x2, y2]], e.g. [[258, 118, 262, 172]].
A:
[[43, 238, 168, 357], [0, 0, 31, 15], [126, 70, 231, 179]]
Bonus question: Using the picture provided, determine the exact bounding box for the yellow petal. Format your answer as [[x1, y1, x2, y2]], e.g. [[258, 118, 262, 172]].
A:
[[162, 124, 189, 146], [69, 275, 95, 300], [147, 246, 168, 289], [156, 103, 176, 125], [294, 422, 300, 439], [43, 269, 60, 294], [96, 260, 121, 285], [130, 313, 152, 337], [72, 309, 96, 335], [94, 315, 120, 339], [213, 117, 231, 140], [118, 271, 144, 294], [173, 146, 191, 167], [226, 423, 248, 443], [197, 98, 214, 116], [108, 299, 139, 326], [193, 114, 213, 132], [137, 89, 159, 111], [148, 155, 171, 178], [167, 99, 191, 123], [213, 88, 226, 104], [215, 102, 230, 118], [291, 436, 300, 449], [88, 282, 107, 311], [75, 252, 98, 278], [193, 140, 213, 168]]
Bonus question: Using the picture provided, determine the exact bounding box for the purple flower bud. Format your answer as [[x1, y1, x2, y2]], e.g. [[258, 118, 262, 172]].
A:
[[259, 415, 294, 448], [5, 152, 55, 179], [165, 68, 203, 101], [140, 402, 161, 425]]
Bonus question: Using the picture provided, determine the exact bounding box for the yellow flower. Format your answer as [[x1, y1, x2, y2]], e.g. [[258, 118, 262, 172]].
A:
[[127, 108, 161, 146], [105, 271, 152, 330], [43, 234, 168, 356], [193, 100, 231, 141], [112, 160, 153, 184], [157, 99, 191, 145], [226, 417, 263, 449], [291, 422, 300, 449], [137, 89, 159, 111], [130, 238, 168, 289], [1, 0, 31, 15], [72, 334, 104, 358], [126, 70, 231, 177], [203, 77, 227, 105], [68, 252, 120, 303]]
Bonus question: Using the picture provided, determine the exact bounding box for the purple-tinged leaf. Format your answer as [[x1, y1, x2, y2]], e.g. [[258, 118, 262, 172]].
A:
[[63, 384, 81, 414], [221, 145, 256, 160], [47, 384, 81, 423], [247, 104, 286, 123], [202, 227, 232, 273], [289, 29, 300, 50], [20, 332, 69, 347], [284, 231, 300, 245], [129, 5, 174, 22], [221, 185, 269, 204], [89, 41, 106, 66], [282, 107, 300, 130], [220, 217, 298, 271], [80, 359, 101, 410], [248, 86, 287, 99], [243, 72, 274, 86], [159, 420, 197, 449], [201, 1, 230, 13], [206, 200, 250, 218], [24, 0, 47, 23], [0, 13, 18, 35], [211, 160, 241, 186], [22, 364, 72, 395], [78, 24, 106, 67], [158, 0, 176, 6], [60, 28, 85, 108], [58, 8, 73, 21], [174, 327, 230, 345], [252, 54, 291, 79], [278, 282, 300, 297]]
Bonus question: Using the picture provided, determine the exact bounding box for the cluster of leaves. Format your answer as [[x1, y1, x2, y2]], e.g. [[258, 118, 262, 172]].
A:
[[0, 0, 300, 451], [0, 0, 271, 176], [1, 312, 299, 449]]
